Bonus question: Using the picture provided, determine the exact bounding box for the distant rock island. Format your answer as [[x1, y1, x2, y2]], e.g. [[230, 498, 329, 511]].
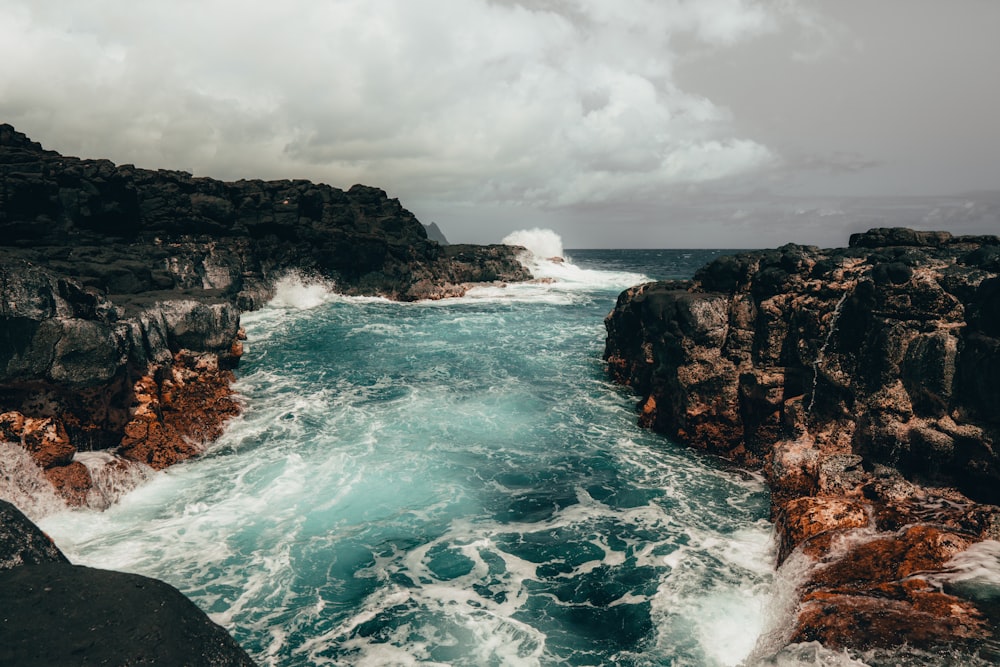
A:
[[424, 221, 449, 244], [605, 228, 1000, 655], [0, 124, 532, 664]]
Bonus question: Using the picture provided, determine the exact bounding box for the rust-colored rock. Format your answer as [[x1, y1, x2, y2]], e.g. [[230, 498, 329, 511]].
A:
[[604, 230, 1000, 654], [0, 412, 25, 442], [774, 496, 869, 563], [45, 462, 93, 508], [1, 412, 75, 469], [118, 351, 240, 470], [21, 417, 74, 469], [792, 590, 988, 649], [769, 437, 820, 510], [805, 525, 974, 591]]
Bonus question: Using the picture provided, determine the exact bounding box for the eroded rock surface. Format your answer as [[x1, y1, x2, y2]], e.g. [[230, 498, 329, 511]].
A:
[[1, 124, 530, 507], [605, 229, 1000, 652]]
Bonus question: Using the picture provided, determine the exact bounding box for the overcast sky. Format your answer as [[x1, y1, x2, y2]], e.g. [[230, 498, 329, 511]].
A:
[[2, 0, 998, 247]]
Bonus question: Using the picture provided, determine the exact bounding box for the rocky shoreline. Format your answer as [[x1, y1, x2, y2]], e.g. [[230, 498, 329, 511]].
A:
[[605, 228, 1000, 656], [1, 123, 530, 510], [0, 125, 531, 664]]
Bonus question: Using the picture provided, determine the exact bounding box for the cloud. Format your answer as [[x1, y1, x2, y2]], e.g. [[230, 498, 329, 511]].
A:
[[0, 0, 799, 212]]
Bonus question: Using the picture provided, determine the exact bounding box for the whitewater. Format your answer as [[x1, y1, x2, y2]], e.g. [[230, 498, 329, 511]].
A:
[[32, 231, 979, 666]]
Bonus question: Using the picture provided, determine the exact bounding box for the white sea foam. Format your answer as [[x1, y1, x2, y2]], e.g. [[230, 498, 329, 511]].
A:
[[745, 549, 819, 664], [502, 228, 565, 260], [498, 227, 649, 295], [36, 264, 788, 666], [755, 642, 872, 666], [76, 451, 153, 511], [0, 442, 67, 520], [932, 539, 1000, 587], [266, 273, 338, 310]]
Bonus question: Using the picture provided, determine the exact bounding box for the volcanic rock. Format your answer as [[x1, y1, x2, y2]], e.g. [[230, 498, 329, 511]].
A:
[[604, 229, 1000, 652], [0, 501, 255, 666], [0, 123, 531, 506]]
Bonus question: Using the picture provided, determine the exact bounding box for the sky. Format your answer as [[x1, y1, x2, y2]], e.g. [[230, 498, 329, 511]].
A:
[[1, 0, 998, 248]]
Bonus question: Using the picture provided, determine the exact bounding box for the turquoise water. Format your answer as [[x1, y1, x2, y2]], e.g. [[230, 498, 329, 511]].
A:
[[40, 242, 778, 665]]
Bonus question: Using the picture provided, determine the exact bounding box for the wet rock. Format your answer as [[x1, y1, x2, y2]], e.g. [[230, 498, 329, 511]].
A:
[[604, 229, 1000, 653], [44, 461, 94, 507], [793, 589, 988, 649], [0, 412, 75, 469], [0, 561, 256, 666], [0, 499, 67, 570], [774, 496, 868, 562], [119, 351, 240, 469], [1, 124, 531, 506]]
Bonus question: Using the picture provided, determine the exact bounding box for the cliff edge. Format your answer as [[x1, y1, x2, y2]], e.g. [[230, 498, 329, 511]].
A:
[[604, 228, 1000, 655], [0, 124, 532, 663], [0, 123, 530, 509]]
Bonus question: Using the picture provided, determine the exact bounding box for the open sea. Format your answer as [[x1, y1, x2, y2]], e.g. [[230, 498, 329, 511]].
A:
[[32, 231, 995, 666]]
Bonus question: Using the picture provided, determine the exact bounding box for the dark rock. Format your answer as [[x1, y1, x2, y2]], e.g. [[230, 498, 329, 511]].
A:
[[605, 228, 1000, 654], [0, 123, 529, 303], [849, 227, 953, 248], [0, 124, 534, 666], [0, 125, 531, 505], [0, 499, 67, 570], [424, 221, 449, 244], [0, 562, 256, 666]]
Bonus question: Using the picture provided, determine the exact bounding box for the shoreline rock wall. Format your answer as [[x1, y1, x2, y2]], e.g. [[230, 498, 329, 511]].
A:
[[0, 123, 535, 665], [1, 123, 531, 511], [604, 228, 1000, 655]]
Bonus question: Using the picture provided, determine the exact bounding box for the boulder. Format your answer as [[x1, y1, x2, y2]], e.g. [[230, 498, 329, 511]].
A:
[[0, 499, 67, 570], [0, 551, 255, 666]]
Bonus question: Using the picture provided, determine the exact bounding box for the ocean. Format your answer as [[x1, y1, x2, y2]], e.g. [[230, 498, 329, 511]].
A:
[[34, 233, 985, 666]]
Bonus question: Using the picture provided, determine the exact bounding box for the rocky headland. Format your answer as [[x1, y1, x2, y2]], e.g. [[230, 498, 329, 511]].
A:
[[0, 124, 530, 664], [605, 228, 1000, 656], [0, 123, 530, 509]]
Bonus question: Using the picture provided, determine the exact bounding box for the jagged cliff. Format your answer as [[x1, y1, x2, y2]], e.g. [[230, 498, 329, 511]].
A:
[[0, 124, 530, 508], [0, 124, 534, 665], [605, 228, 1000, 654]]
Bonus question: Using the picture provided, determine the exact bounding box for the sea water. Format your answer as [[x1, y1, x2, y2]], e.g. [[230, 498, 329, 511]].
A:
[[33, 233, 995, 666]]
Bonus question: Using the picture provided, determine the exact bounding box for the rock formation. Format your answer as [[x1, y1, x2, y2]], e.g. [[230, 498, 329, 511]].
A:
[[1, 499, 256, 666], [0, 123, 530, 508], [424, 221, 450, 245], [605, 229, 1000, 655], [0, 124, 532, 664]]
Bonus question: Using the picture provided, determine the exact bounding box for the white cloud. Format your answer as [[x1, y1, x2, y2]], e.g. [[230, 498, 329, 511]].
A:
[[0, 0, 798, 212]]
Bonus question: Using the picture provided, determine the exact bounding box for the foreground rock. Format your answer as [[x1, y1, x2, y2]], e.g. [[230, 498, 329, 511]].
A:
[[1, 500, 255, 666], [605, 228, 1000, 654], [0, 123, 530, 508]]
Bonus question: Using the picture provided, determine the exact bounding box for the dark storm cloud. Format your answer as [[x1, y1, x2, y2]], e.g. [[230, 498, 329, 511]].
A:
[[1, 0, 997, 246]]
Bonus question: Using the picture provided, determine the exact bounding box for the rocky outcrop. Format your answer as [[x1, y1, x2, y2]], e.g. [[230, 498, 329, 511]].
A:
[[0, 124, 533, 665], [0, 123, 528, 303], [0, 124, 530, 508], [605, 229, 1000, 653], [424, 221, 449, 245], [0, 498, 68, 569], [1, 499, 256, 666]]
